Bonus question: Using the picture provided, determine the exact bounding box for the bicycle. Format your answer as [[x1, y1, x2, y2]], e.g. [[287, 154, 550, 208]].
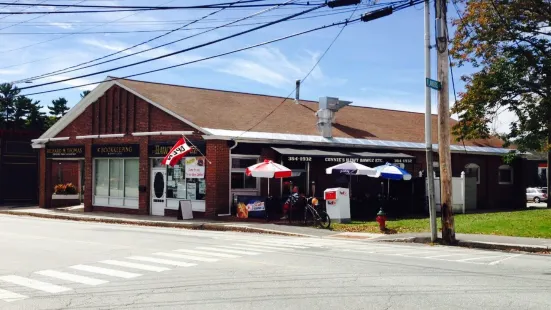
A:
[[303, 197, 331, 229]]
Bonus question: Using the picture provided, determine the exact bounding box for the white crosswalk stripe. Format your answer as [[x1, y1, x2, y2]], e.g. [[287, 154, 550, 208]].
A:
[[99, 260, 170, 272], [244, 241, 308, 249], [70, 265, 141, 279], [0, 288, 27, 302], [174, 249, 240, 258], [0, 275, 72, 294], [218, 245, 275, 252], [127, 256, 197, 267], [35, 270, 108, 286], [231, 243, 293, 251], [153, 252, 219, 262], [195, 246, 260, 255]]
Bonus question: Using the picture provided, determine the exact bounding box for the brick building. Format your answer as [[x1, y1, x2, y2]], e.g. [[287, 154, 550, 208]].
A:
[[32, 77, 525, 218]]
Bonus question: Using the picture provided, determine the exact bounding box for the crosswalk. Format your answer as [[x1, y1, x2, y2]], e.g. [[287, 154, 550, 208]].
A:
[[0, 235, 522, 304]]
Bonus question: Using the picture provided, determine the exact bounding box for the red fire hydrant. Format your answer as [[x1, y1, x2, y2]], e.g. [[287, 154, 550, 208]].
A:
[[376, 208, 387, 232]]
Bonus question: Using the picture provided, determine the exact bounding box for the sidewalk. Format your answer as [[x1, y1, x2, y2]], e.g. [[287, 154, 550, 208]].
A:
[[372, 232, 551, 253], [0, 206, 343, 238]]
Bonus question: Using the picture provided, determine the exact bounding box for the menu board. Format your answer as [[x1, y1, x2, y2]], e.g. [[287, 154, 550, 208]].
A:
[[187, 183, 197, 200]]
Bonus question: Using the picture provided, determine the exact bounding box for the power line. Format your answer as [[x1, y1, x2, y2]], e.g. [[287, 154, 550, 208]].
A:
[[0, 0, 183, 53], [0, 1, 321, 14], [0, 0, 301, 9], [17, 3, 328, 89], [11, 0, 295, 83], [237, 2, 360, 138], [0, 0, 49, 24], [22, 17, 362, 96]]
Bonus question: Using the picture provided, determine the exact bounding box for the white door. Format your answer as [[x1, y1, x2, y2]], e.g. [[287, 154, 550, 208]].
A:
[[151, 168, 167, 216]]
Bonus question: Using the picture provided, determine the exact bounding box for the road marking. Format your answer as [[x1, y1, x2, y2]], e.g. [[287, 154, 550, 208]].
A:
[[267, 240, 323, 247], [0, 275, 71, 293], [455, 255, 504, 262], [127, 256, 197, 267], [219, 245, 275, 252], [175, 249, 240, 258], [195, 246, 260, 255], [35, 270, 107, 286], [244, 241, 307, 249], [231, 243, 293, 251], [391, 251, 437, 257], [99, 260, 170, 272], [70, 265, 141, 279], [0, 288, 27, 302], [424, 253, 472, 259], [153, 252, 219, 262], [489, 254, 524, 265]]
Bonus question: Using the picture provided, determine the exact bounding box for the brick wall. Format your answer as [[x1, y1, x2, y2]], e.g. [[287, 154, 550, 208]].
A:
[[205, 140, 230, 216], [50, 161, 80, 187], [44, 84, 205, 215]]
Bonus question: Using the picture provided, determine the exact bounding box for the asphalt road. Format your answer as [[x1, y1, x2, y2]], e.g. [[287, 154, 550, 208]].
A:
[[1, 215, 551, 310]]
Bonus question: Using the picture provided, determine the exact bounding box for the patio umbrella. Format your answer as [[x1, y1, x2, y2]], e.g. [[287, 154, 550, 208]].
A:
[[246, 160, 292, 196], [374, 162, 412, 199], [326, 162, 378, 196], [325, 162, 378, 177]]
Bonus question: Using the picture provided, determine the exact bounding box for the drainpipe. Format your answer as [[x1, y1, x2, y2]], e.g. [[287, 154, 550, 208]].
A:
[[219, 139, 239, 216]]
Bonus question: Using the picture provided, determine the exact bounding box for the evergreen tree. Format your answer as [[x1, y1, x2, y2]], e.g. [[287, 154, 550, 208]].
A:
[[13, 96, 32, 129], [26, 100, 47, 131], [80, 90, 91, 99], [0, 83, 20, 129], [48, 97, 69, 119]]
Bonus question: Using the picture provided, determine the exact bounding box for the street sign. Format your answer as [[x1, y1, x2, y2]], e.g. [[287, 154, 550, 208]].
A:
[[426, 78, 441, 90]]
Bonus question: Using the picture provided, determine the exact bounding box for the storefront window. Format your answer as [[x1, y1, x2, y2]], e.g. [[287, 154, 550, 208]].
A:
[[94, 159, 139, 197], [124, 159, 139, 197], [109, 159, 124, 197], [231, 156, 259, 190], [166, 156, 206, 201], [95, 160, 109, 196]]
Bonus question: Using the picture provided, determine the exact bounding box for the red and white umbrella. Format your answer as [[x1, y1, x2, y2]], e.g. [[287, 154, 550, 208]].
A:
[[246, 160, 292, 195], [246, 160, 292, 178]]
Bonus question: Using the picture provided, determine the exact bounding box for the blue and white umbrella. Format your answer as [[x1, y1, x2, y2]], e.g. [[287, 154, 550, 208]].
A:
[[326, 162, 378, 177], [374, 163, 412, 181]]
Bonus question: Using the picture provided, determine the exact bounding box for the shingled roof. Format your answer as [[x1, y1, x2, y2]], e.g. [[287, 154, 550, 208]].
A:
[[116, 77, 504, 148]]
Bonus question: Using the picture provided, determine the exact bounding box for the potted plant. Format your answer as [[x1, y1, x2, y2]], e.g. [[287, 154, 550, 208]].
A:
[[52, 183, 79, 200]]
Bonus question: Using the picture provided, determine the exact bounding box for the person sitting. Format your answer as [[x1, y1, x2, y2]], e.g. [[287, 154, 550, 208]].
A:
[[281, 186, 300, 220]]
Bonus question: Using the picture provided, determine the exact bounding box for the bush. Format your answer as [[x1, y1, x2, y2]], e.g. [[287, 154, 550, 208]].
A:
[[53, 183, 78, 195]]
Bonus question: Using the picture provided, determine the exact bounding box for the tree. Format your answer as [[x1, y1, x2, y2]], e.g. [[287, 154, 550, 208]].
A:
[[0, 83, 20, 129], [450, 0, 551, 205], [48, 97, 69, 119], [26, 100, 47, 131], [12, 96, 32, 129], [80, 90, 91, 99]]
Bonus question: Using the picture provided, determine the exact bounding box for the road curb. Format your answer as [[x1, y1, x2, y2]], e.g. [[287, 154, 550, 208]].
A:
[[373, 236, 550, 253], [0, 210, 311, 238]]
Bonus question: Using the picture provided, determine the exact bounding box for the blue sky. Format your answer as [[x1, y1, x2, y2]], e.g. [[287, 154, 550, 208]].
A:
[[0, 0, 514, 132]]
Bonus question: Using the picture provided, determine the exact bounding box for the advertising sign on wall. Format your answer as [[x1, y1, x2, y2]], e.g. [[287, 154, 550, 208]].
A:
[[92, 144, 139, 157], [235, 196, 265, 219], [46, 145, 84, 158], [185, 157, 205, 179]]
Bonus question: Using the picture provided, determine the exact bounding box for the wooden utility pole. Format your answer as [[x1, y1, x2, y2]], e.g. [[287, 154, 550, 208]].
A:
[[435, 0, 455, 244]]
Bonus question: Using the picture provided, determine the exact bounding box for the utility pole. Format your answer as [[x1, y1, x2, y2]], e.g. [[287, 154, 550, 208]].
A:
[[435, 0, 455, 244], [424, 0, 437, 243]]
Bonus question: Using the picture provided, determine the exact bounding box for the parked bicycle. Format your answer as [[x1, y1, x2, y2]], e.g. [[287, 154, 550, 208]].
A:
[[303, 197, 331, 229]]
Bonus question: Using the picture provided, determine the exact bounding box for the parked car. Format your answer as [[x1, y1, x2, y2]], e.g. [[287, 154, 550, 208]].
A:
[[526, 187, 548, 203]]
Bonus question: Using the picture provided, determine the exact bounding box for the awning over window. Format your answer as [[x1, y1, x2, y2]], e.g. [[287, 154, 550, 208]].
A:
[[271, 147, 416, 165]]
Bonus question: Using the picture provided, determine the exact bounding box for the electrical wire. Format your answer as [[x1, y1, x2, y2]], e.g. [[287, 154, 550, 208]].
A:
[[11, 0, 295, 83], [236, 2, 360, 139], [0, 0, 183, 53], [0, 0, 49, 25], [0, 0, 306, 9], [0, 2, 321, 14], [21, 17, 362, 96], [17, 3, 327, 90]]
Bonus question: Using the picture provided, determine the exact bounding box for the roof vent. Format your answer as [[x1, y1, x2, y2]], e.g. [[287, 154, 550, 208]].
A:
[[316, 97, 352, 138]]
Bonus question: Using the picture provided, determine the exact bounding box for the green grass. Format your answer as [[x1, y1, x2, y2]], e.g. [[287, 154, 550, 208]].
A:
[[332, 208, 551, 238]]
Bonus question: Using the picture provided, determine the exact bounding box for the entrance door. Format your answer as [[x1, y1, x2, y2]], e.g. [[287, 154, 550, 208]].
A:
[[151, 168, 167, 216]]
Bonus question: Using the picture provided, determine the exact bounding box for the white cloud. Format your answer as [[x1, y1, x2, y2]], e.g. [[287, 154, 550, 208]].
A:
[[216, 47, 347, 89], [48, 22, 72, 29], [43, 76, 98, 91]]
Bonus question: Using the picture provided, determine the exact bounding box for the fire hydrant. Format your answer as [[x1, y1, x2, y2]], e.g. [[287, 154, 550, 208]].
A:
[[376, 208, 387, 232]]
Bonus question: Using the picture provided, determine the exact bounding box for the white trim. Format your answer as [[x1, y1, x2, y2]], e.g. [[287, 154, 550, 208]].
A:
[[36, 78, 208, 141], [99, 134, 125, 138], [52, 194, 80, 200], [498, 164, 514, 185], [202, 135, 232, 141], [112, 80, 209, 135], [132, 131, 194, 136], [32, 143, 45, 149], [76, 135, 99, 139], [49, 137, 70, 141]]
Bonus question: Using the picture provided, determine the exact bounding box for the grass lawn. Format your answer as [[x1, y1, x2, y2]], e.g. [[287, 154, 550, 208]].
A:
[[331, 208, 551, 238]]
